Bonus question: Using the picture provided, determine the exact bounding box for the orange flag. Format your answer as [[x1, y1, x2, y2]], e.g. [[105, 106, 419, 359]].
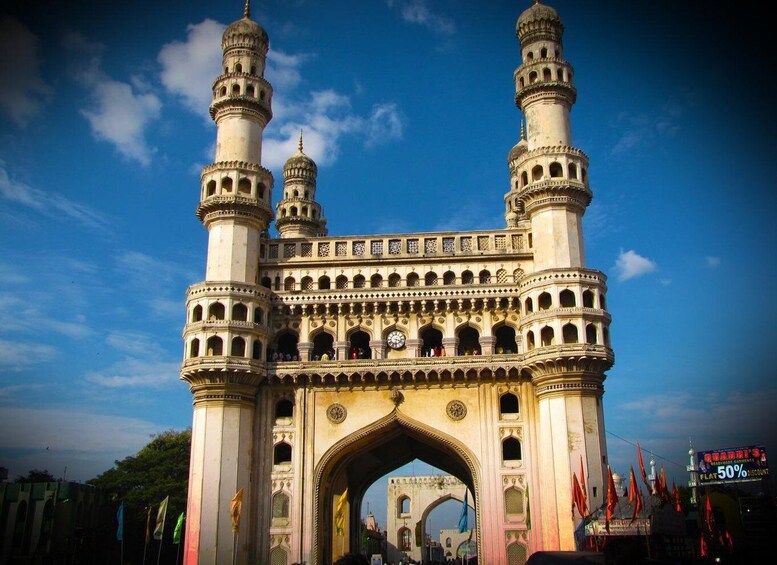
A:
[[636, 443, 651, 494], [605, 466, 618, 533], [230, 488, 243, 533], [572, 472, 587, 519], [628, 467, 642, 524], [659, 466, 670, 503], [579, 456, 588, 517]]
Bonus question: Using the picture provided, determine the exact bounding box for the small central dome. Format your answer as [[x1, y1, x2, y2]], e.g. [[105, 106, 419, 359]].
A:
[[284, 132, 317, 173], [518, 1, 561, 27]]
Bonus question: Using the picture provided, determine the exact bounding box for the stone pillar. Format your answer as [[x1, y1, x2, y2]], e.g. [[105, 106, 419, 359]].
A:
[[405, 338, 422, 358], [298, 341, 313, 361], [370, 340, 386, 359], [335, 340, 349, 360], [442, 337, 458, 357], [479, 335, 496, 355]]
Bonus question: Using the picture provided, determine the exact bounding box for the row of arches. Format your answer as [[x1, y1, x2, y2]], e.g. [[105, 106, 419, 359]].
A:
[[202, 174, 268, 200], [525, 46, 560, 61], [524, 288, 605, 313], [190, 302, 265, 325], [278, 204, 320, 220], [266, 268, 518, 292], [513, 160, 587, 190], [215, 81, 268, 101], [189, 335, 264, 359], [224, 62, 257, 75], [525, 322, 609, 349], [517, 63, 572, 89]]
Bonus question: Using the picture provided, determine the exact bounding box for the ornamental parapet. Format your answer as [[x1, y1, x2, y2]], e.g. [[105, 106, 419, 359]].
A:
[[180, 356, 267, 384], [518, 268, 607, 291], [187, 280, 272, 300], [508, 144, 589, 169], [517, 179, 591, 212], [201, 160, 272, 177], [196, 194, 274, 225], [209, 96, 272, 123], [520, 306, 611, 326], [515, 80, 576, 109], [262, 229, 532, 265]]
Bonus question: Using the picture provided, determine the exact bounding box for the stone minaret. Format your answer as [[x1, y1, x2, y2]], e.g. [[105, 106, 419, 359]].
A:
[[509, 1, 611, 551], [506, 0, 591, 270], [275, 132, 328, 238], [180, 1, 273, 563]]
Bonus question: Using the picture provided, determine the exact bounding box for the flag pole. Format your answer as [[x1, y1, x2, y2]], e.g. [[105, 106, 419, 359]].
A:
[[156, 535, 163, 565], [176, 541, 181, 565], [232, 530, 238, 565], [142, 506, 150, 565]]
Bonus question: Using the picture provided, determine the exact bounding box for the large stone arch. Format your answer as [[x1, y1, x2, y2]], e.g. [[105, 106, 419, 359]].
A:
[[312, 408, 481, 564]]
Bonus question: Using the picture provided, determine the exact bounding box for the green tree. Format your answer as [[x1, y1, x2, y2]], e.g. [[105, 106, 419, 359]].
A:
[[15, 469, 56, 483], [89, 429, 191, 564]]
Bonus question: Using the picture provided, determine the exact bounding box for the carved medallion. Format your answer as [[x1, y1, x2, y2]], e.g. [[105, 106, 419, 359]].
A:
[[326, 403, 347, 424], [446, 400, 467, 421]]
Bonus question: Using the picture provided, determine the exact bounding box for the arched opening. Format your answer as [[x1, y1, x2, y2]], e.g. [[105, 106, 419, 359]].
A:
[[191, 304, 203, 322], [349, 330, 371, 359], [370, 274, 383, 288], [235, 63, 242, 73], [600, 294, 607, 309], [312, 331, 335, 360], [271, 492, 290, 526], [238, 178, 251, 194], [206, 180, 216, 196], [208, 302, 225, 320], [586, 323, 598, 344], [529, 70, 538, 84], [531, 165, 543, 181], [301, 276, 313, 291], [232, 303, 248, 321], [318, 275, 331, 290], [353, 274, 366, 288], [538, 292, 552, 310], [502, 437, 522, 463], [254, 307, 263, 325], [231, 83, 240, 95], [274, 275, 281, 290], [543, 67, 552, 81], [540, 47, 548, 58], [457, 326, 480, 355], [569, 162, 578, 179], [526, 330, 535, 350], [524, 297, 533, 313], [221, 176, 233, 192], [275, 399, 293, 421], [275, 331, 299, 360], [274, 442, 292, 465], [189, 338, 199, 358], [252, 340, 262, 360], [559, 289, 576, 307], [540, 326, 555, 346], [257, 183, 265, 198], [527, 51, 534, 61], [336, 275, 348, 289], [420, 326, 443, 357], [499, 392, 519, 416], [461, 270, 474, 285], [582, 289, 595, 308], [406, 272, 419, 287], [206, 336, 223, 356], [562, 323, 579, 344], [494, 325, 516, 354], [397, 496, 411, 516], [521, 171, 528, 187], [231, 336, 246, 356], [261, 276, 271, 288], [388, 273, 401, 287], [424, 271, 438, 286], [284, 276, 296, 291], [313, 411, 478, 564], [290, 206, 298, 216], [603, 326, 610, 347], [246, 84, 255, 97], [478, 270, 491, 284], [443, 271, 456, 285], [549, 162, 563, 177]]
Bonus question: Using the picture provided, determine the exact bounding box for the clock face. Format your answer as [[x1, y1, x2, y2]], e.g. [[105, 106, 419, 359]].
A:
[[387, 330, 406, 349]]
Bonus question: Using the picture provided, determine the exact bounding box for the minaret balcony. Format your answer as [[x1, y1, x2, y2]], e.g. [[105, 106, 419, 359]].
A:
[[515, 80, 576, 109], [180, 356, 267, 384], [517, 179, 591, 213], [519, 306, 611, 327], [209, 95, 272, 123], [196, 194, 274, 226]]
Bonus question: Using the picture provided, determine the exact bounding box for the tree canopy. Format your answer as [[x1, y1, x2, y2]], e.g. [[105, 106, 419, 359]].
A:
[[89, 429, 191, 563], [15, 469, 56, 483]]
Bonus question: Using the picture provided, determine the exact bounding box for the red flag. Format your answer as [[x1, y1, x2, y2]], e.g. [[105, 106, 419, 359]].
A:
[[579, 456, 588, 517], [632, 485, 643, 525], [572, 472, 582, 518], [605, 466, 618, 532], [672, 482, 682, 513], [628, 467, 642, 524], [700, 535, 708, 557], [659, 466, 671, 503], [636, 443, 651, 494], [704, 495, 715, 534]]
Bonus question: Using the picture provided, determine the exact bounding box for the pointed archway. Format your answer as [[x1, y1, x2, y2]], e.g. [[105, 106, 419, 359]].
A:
[[313, 409, 481, 563]]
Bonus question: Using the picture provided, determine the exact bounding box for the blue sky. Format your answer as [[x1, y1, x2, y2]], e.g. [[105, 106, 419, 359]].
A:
[[1, 0, 775, 528]]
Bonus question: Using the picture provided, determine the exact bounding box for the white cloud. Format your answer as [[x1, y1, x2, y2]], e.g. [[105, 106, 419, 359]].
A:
[[266, 49, 311, 91], [610, 101, 686, 157], [705, 256, 721, 268], [366, 102, 404, 147], [158, 19, 224, 117], [386, 0, 456, 35], [0, 339, 57, 371], [0, 16, 51, 127], [614, 249, 657, 281], [0, 292, 94, 339], [84, 358, 181, 389], [64, 32, 161, 166], [0, 162, 110, 230]]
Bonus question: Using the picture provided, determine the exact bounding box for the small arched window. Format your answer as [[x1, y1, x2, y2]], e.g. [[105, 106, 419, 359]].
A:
[[500, 392, 519, 416], [221, 177, 233, 193], [246, 84, 255, 97], [559, 289, 576, 307], [208, 302, 225, 320], [252, 340, 262, 359], [540, 47, 548, 58], [273, 443, 292, 465], [503, 437, 522, 462], [526, 331, 535, 350], [479, 270, 491, 284], [549, 162, 563, 177], [388, 273, 401, 287], [261, 276, 272, 288], [370, 274, 383, 288], [582, 290, 595, 308], [232, 303, 248, 321], [562, 323, 579, 344], [443, 271, 456, 285], [353, 274, 366, 288], [318, 276, 331, 290], [238, 178, 251, 194], [538, 292, 552, 310], [336, 275, 348, 289], [231, 336, 246, 356], [529, 71, 538, 84], [461, 271, 474, 285], [541, 326, 555, 346], [524, 297, 534, 313], [586, 324, 598, 344], [219, 86, 226, 97], [527, 52, 534, 61], [206, 336, 223, 356], [301, 276, 313, 291], [206, 180, 216, 196], [569, 163, 578, 180], [531, 165, 543, 181], [407, 273, 419, 287], [275, 399, 293, 420], [191, 305, 203, 322], [235, 63, 242, 73], [521, 171, 528, 187], [425, 272, 438, 286], [231, 84, 240, 95], [543, 67, 552, 81], [189, 339, 200, 358], [398, 496, 411, 515]]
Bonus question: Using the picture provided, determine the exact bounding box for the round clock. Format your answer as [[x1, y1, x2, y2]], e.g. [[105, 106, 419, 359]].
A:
[[386, 330, 406, 350]]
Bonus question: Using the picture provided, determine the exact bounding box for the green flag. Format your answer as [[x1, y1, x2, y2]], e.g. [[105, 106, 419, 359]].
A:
[[361, 526, 368, 551], [153, 496, 169, 541], [526, 484, 531, 530], [173, 512, 185, 544]]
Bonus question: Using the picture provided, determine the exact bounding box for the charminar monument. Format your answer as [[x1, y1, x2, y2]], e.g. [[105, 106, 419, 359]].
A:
[[180, 1, 614, 563]]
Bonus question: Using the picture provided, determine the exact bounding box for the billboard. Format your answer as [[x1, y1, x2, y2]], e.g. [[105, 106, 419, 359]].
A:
[[697, 445, 768, 485]]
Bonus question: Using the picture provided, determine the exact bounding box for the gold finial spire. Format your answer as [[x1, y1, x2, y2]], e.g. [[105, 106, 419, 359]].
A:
[[243, 0, 251, 19], [520, 120, 525, 140], [298, 130, 304, 153]]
